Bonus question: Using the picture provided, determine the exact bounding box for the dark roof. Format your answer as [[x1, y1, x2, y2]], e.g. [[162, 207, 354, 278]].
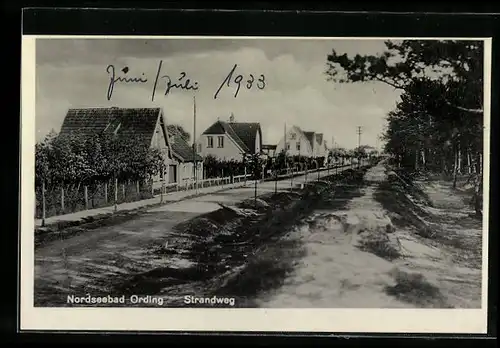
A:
[[202, 119, 262, 154], [303, 131, 316, 149], [229, 122, 262, 154], [202, 120, 226, 135], [168, 129, 203, 162], [59, 107, 202, 162], [59, 107, 161, 147]]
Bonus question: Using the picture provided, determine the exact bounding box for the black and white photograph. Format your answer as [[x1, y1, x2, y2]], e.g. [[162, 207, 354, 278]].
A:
[[21, 35, 491, 332]]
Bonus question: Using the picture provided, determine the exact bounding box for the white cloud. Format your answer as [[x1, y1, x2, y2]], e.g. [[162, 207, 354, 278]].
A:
[[36, 40, 402, 150]]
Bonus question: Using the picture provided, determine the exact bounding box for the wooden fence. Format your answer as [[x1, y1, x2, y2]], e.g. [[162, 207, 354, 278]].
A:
[[35, 173, 253, 220], [35, 158, 374, 222], [35, 179, 154, 219]]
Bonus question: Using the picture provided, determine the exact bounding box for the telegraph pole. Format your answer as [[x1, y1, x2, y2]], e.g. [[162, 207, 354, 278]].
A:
[[193, 96, 198, 194], [357, 126, 362, 168], [284, 122, 287, 155]]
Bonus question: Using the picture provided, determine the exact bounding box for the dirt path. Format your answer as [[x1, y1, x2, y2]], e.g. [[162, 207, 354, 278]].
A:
[[249, 163, 482, 308], [34, 165, 356, 306]]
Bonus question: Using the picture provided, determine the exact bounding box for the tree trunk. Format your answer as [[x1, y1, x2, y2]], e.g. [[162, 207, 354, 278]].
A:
[[114, 176, 118, 212], [61, 187, 65, 212], [474, 177, 482, 218], [452, 146, 458, 189], [457, 142, 462, 175], [421, 148, 426, 170], [84, 186, 89, 209], [41, 181, 46, 226], [466, 149, 472, 174], [475, 152, 482, 175], [479, 153, 483, 175]]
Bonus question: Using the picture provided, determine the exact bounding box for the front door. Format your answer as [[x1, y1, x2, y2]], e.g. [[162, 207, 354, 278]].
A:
[[168, 165, 177, 183]]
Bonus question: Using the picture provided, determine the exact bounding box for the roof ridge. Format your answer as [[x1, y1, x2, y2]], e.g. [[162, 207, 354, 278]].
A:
[[222, 122, 250, 153]]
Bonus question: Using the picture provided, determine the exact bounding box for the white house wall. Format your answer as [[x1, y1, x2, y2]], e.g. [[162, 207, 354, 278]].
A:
[[275, 127, 313, 157], [177, 162, 204, 185], [197, 133, 245, 161], [150, 119, 178, 184], [314, 142, 328, 158], [254, 131, 261, 154]]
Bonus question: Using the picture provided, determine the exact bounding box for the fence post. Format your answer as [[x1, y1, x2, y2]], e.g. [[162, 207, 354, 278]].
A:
[[136, 180, 140, 195], [254, 174, 258, 207], [84, 186, 88, 210], [275, 169, 278, 194], [104, 181, 108, 203], [161, 177, 164, 203], [41, 181, 46, 227], [221, 169, 224, 188], [61, 187, 65, 212], [122, 183, 125, 199], [244, 167, 247, 187]]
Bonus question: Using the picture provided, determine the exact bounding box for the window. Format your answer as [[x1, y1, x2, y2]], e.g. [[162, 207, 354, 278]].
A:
[[217, 136, 224, 148], [286, 143, 290, 150], [290, 133, 296, 140], [296, 142, 301, 151], [156, 130, 161, 148], [207, 136, 214, 148], [197, 143, 201, 153]]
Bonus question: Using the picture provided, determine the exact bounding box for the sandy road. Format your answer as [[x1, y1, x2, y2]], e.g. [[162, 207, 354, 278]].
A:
[[241, 163, 482, 308], [34, 165, 355, 305]]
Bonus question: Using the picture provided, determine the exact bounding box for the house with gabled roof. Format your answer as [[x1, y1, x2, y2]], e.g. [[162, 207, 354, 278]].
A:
[[275, 125, 328, 160], [275, 126, 314, 157], [197, 113, 263, 162], [59, 107, 203, 187]]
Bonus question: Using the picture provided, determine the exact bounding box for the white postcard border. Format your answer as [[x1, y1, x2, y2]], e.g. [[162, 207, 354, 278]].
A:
[[20, 35, 491, 333]]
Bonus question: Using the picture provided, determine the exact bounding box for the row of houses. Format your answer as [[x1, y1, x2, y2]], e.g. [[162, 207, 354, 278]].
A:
[[58, 107, 332, 187], [196, 114, 329, 160]]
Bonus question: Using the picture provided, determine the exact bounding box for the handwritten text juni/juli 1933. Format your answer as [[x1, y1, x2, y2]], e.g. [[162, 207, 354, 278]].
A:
[[105, 61, 266, 102]]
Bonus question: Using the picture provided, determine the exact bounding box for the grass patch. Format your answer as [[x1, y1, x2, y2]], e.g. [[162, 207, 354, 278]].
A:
[[355, 230, 402, 261], [374, 170, 435, 239], [385, 268, 451, 308]]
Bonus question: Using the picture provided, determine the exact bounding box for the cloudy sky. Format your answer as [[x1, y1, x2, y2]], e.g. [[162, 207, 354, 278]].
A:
[[36, 38, 403, 149]]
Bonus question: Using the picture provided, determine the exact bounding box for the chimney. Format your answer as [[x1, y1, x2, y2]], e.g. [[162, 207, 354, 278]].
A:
[[229, 113, 235, 123]]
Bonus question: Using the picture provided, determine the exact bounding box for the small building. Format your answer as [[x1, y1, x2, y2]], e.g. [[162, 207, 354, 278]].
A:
[[261, 144, 277, 157], [197, 113, 263, 162], [59, 107, 203, 188], [275, 126, 316, 157]]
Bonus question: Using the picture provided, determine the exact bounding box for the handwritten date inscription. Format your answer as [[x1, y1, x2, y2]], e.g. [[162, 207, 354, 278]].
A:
[[213, 64, 266, 99], [106, 61, 266, 102]]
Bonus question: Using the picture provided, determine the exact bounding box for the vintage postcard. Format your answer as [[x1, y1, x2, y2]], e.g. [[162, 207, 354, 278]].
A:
[[20, 35, 491, 333]]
